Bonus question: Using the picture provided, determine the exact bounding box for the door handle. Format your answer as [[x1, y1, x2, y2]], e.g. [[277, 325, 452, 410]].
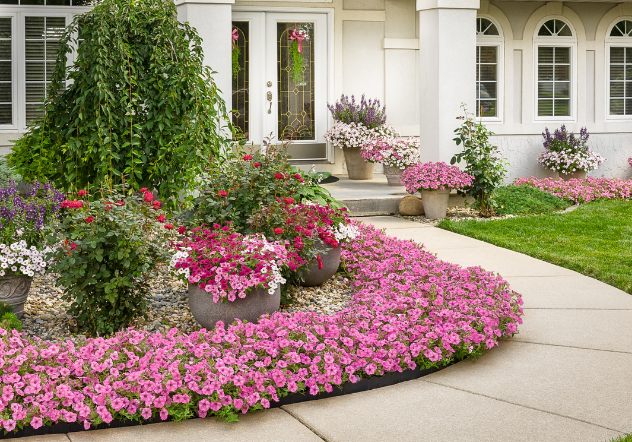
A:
[[267, 91, 272, 114]]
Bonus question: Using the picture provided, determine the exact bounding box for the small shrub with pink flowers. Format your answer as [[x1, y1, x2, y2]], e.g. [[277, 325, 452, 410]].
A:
[[361, 137, 421, 169], [538, 126, 605, 174], [0, 222, 523, 433], [45, 187, 176, 336], [401, 162, 474, 194], [514, 176, 632, 204], [170, 224, 291, 303]]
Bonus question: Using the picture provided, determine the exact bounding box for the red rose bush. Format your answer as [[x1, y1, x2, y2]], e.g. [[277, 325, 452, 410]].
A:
[[0, 222, 523, 432]]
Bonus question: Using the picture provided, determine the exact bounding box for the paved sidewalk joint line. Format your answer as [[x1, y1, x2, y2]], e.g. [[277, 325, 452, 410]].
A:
[[421, 379, 625, 433], [280, 406, 328, 441], [512, 339, 632, 355]]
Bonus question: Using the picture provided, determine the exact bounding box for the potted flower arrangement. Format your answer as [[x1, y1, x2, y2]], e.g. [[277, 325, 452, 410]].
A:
[[250, 200, 358, 287], [47, 187, 174, 336], [324, 94, 395, 180], [170, 224, 294, 329], [0, 181, 64, 318], [538, 126, 605, 180], [401, 162, 474, 219], [361, 137, 421, 186]]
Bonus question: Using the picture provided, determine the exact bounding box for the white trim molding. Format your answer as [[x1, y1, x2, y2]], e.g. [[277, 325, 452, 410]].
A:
[[416, 0, 479, 12], [604, 17, 632, 121]]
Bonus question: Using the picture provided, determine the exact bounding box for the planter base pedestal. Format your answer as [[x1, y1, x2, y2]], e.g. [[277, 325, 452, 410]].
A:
[[188, 285, 280, 329], [420, 189, 451, 219], [343, 148, 374, 180], [0, 275, 32, 319]]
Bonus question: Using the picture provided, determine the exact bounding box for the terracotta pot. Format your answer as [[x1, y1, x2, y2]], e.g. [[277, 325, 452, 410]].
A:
[[188, 284, 280, 329], [343, 147, 374, 180], [560, 171, 587, 181], [383, 165, 405, 186], [0, 275, 32, 319], [420, 189, 451, 219], [300, 243, 342, 287]]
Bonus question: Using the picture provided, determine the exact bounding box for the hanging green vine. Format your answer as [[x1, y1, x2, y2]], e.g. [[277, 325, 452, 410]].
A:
[[290, 41, 303, 83], [232, 45, 241, 79], [288, 29, 306, 84]]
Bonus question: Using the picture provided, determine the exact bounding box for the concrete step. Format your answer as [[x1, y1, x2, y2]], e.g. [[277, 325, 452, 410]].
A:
[[321, 174, 470, 216]]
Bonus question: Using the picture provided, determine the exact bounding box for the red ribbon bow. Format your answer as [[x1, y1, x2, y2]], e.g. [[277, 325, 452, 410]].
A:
[[232, 28, 239, 49], [289, 29, 306, 53]]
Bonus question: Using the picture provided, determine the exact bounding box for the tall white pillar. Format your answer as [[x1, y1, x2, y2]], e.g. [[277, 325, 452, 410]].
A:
[[176, 0, 234, 112], [417, 0, 479, 163]]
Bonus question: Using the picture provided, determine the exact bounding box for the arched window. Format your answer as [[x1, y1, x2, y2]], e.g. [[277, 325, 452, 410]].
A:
[[476, 17, 503, 120], [606, 19, 632, 118], [534, 18, 576, 119]]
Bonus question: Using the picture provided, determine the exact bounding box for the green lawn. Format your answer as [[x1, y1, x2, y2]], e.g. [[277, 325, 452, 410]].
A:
[[610, 435, 632, 442], [438, 199, 632, 294]]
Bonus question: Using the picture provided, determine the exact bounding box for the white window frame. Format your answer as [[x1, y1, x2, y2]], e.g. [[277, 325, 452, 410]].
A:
[[476, 15, 503, 123], [605, 17, 632, 121], [0, 6, 92, 133], [533, 17, 577, 122]]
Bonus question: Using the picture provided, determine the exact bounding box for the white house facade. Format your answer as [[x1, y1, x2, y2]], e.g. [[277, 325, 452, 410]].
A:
[[1, 0, 632, 181]]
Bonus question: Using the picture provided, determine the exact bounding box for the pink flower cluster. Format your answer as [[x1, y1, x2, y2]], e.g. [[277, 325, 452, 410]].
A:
[[401, 162, 474, 193], [361, 137, 421, 169], [0, 223, 523, 432], [171, 225, 290, 301], [514, 176, 632, 203], [537, 149, 605, 174]]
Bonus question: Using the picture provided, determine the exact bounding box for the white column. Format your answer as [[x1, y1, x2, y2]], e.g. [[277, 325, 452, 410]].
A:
[[176, 0, 234, 112], [417, 0, 479, 163]]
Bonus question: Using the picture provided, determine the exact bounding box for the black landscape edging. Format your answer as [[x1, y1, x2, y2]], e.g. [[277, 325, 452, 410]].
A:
[[0, 363, 448, 439]]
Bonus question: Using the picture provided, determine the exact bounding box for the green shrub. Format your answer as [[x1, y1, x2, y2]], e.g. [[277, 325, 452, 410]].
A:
[[492, 185, 572, 216], [46, 187, 173, 336], [0, 156, 20, 186], [0, 303, 22, 332], [186, 139, 343, 233], [8, 0, 232, 207], [452, 105, 508, 217]]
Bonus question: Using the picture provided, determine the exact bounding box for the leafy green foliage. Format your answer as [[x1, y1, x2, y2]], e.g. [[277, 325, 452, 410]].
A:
[[452, 105, 508, 217], [0, 302, 22, 332], [46, 187, 173, 336], [186, 139, 343, 233], [491, 185, 572, 216], [8, 0, 232, 206], [438, 199, 632, 294], [290, 41, 304, 83], [0, 156, 20, 186]]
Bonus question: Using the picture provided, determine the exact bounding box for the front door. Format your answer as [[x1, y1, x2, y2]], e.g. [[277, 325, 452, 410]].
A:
[[231, 12, 329, 162]]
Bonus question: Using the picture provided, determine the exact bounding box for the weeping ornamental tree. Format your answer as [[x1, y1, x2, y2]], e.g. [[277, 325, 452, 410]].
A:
[[9, 0, 232, 203]]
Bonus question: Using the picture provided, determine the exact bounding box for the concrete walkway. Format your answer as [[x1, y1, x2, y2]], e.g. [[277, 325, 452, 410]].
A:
[[16, 217, 632, 442]]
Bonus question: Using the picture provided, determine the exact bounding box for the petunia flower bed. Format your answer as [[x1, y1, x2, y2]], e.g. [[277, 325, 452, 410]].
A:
[[513, 176, 632, 204], [0, 223, 523, 435]]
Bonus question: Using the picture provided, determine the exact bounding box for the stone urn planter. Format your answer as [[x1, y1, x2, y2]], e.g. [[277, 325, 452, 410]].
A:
[[383, 165, 405, 186], [0, 275, 32, 319], [343, 147, 374, 180], [300, 243, 342, 287], [420, 188, 451, 219], [560, 171, 587, 181], [188, 284, 281, 329]]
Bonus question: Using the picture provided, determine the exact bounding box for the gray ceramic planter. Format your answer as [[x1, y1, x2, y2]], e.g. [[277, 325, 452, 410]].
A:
[[0, 275, 32, 319], [343, 147, 374, 180], [560, 171, 587, 181], [188, 284, 280, 329], [383, 165, 404, 186], [420, 188, 451, 219], [300, 244, 342, 287]]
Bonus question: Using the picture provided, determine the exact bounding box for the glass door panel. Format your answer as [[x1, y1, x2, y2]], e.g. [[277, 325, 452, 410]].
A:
[[231, 21, 249, 140]]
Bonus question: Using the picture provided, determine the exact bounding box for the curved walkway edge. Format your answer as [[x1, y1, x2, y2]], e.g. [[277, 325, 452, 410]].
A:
[[14, 216, 632, 442]]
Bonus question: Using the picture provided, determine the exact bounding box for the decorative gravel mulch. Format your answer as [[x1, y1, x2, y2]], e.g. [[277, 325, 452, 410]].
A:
[[395, 207, 513, 225], [20, 266, 352, 343]]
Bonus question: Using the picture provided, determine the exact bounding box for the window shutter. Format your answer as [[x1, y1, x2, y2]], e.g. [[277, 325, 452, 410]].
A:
[[0, 17, 11, 125], [25, 16, 65, 123]]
